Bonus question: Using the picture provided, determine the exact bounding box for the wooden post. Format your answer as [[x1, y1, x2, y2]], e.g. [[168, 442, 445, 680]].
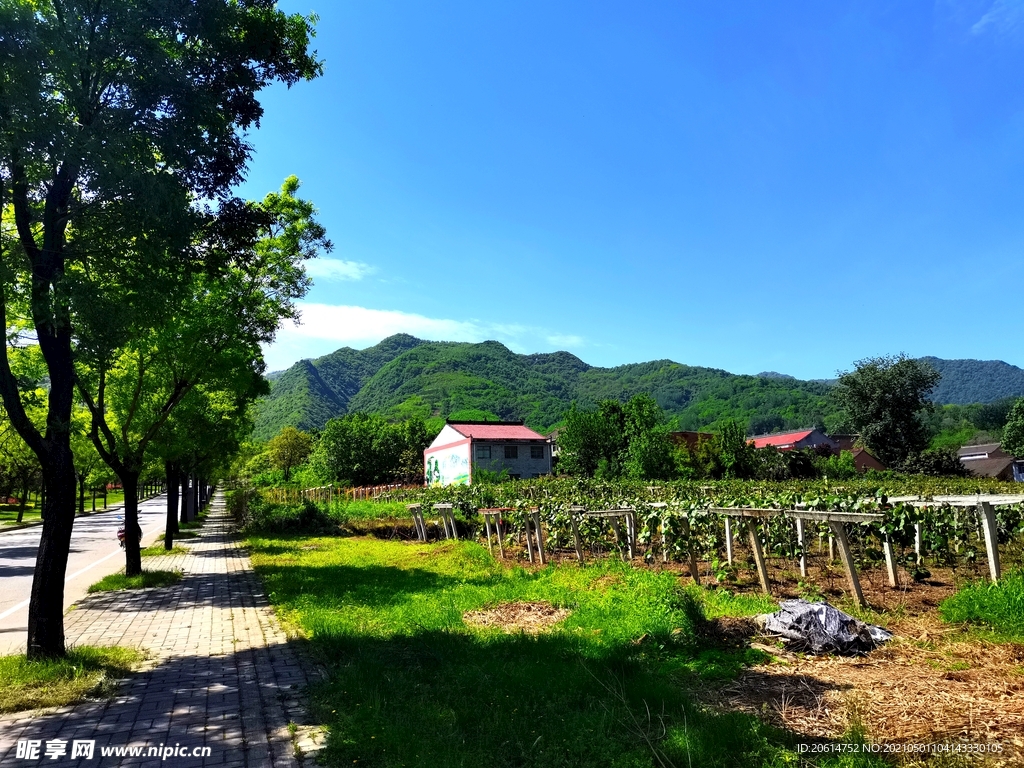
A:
[[532, 511, 546, 565], [610, 517, 623, 560], [524, 515, 535, 563], [828, 534, 835, 562], [495, 514, 505, 559], [407, 504, 425, 542], [744, 518, 771, 595], [915, 523, 923, 565], [682, 516, 700, 585], [569, 511, 584, 562], [978, 502, 1001, 583], [622, 512, 630, 561], [796, 518, 807, 578], [724, 517, 734, 565], [882, 536, 899, 587], [828, 521, 865, 608], [484, 514, 494, 555]]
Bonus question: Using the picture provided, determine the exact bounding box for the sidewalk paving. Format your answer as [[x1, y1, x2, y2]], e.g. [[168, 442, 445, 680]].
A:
[[0, 493, 317, 768]]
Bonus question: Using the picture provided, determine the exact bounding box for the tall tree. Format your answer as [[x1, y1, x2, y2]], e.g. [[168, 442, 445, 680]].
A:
[[830, 355, 941, 468], [0, 0, 321, 658], [267, 426, 313, 482], [1001, 398, 1024, 459], [76, 178, 325, 576]]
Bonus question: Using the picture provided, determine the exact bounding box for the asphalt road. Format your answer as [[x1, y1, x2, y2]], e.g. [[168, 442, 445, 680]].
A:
[[0, 494, 169, 655]]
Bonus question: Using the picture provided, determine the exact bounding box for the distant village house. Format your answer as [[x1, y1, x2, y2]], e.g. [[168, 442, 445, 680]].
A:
[[957, 443, 1024, 482], [748, 429, 838, 453], [424, 421, 552, 486]]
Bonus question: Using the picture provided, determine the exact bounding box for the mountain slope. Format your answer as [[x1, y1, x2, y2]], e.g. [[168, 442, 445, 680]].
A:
[[921, 357, 1024, 405], [253, 338, 1024, 440], [252, 334, 424, 439]]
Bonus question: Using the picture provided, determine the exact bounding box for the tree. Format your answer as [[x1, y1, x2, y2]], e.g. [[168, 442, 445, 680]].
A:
[[0, 0, 321, 658], [621, 394, 676, 480], [557, 395, 677, 480], [830, 355, 940, 468], [310, 414, 427, 487], [0, 422, 40, 523], [1001, 398, 1024, 458], [76, 178, 324, 576], [267, 427, 313, 482]]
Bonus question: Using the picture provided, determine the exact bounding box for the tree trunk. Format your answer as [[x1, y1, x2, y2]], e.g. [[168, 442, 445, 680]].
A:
[[180, 474, 191, 523], [26, 448, 77, 659], [77, 476, 86, 516], [121, 472, 143, 577], [193, 475, 200, 516], [164, 462, 179, 550], [17, 476, 29, 524]]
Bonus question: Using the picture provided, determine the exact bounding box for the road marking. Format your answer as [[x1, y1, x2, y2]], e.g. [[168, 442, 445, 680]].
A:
[[0, 518, 161, 622]]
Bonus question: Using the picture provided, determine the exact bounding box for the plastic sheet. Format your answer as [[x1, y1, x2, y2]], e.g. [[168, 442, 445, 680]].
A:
[[760, 599, 893, 655]]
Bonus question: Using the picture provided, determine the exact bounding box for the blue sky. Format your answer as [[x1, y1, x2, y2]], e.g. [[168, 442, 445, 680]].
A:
[[240, 1, 1024, 379]]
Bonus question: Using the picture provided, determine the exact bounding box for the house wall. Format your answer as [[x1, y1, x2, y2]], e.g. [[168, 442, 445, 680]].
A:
[[472, 440, 551, 479], [428, 425, 466, 450], [424, 440, 471, 487], [796, 431, 839, 452]]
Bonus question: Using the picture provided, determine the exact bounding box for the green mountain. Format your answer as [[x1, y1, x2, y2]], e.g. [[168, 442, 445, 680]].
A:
[[921, 357, 1024, 405], [252, 334, 424, 439], [254, 338, 1024, 441], [254, 335, 832, 439]]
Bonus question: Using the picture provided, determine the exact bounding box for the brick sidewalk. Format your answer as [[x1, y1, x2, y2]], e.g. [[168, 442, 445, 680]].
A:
[[0, 493, 316, 768]]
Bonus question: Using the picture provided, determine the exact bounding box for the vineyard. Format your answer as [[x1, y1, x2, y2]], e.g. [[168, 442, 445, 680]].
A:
[[289, 476, 1024, 606]]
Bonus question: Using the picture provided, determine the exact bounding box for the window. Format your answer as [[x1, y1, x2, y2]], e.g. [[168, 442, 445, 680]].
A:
[[504, 445, 518, 459], [530, 445, 545, 460], [476, 445, 491, 460]]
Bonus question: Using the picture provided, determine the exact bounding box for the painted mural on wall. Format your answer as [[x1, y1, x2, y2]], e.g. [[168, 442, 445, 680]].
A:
[[425, 444, 471, 487]]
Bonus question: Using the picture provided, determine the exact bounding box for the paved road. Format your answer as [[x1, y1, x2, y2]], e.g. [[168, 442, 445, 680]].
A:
[[0, 495, 169, 655], [0, 493, 314, 768]]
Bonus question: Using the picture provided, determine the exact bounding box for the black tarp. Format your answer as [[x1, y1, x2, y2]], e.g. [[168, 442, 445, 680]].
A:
[[760, 599, 893, 655]]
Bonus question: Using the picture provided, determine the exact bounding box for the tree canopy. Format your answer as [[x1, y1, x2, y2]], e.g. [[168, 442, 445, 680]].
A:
[[829, 355, 940, 468], [0, 0, 322, 658]]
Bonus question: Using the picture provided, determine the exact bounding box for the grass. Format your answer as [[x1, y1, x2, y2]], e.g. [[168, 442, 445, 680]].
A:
[[140, 543, 189, 557], [0, 646, 143, 713], [248, 534, 888, 768], [0, 503, 40, 526], [939, 570, 1024, 641], [87, 569, 183, 593]]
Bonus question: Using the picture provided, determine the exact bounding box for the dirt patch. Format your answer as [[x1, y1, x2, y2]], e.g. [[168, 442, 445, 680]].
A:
[[589, 574, 623, 591], [463, 601, 570, 634], [692, 611, 1024, 763]]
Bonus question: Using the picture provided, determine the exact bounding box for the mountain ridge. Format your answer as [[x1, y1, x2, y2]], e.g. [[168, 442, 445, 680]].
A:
[[252, 337, 1024, 440]]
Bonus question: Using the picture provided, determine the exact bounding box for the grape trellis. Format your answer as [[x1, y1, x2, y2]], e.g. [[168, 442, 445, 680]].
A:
[[369, 478, 1024, 606]]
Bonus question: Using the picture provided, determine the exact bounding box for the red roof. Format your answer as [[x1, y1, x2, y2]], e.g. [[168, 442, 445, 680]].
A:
[[749, 430, 814, 449], [449, 423, 547, 441]]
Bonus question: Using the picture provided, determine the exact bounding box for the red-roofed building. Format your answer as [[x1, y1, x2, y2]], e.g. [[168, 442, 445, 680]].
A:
[[424, 421, 552, 486], [748, 429, 838, 453]]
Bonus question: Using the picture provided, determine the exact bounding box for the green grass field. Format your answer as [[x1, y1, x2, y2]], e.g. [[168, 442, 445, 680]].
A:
[[0, 503, 40, 526], [0, 646, 143, 713], [140, 544, 189, 557], [87, 569, 182, 593], [249, 534, 884, 768], [940, 571, 1024, 641]]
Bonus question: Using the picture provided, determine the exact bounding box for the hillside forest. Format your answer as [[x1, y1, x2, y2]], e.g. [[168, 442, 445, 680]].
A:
[[238, 350, 1024, 489]]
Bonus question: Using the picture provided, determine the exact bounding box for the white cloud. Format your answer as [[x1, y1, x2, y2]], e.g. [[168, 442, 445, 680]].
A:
[[284, 303, 487, 345], [304, 258, 374, 282], [971, 0, 1024, 37], [547, 334, 585, 347], [263, 302, 586, 371]]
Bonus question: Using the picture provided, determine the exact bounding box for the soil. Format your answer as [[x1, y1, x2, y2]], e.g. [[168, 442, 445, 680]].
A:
[[463, 601, 570, 634]]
